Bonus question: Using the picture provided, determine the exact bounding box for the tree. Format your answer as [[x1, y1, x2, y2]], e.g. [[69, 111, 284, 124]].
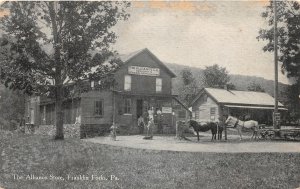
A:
[[0, 2, 130, 139], [203, 64, 230, 88], [247, 82, 266, 92], [258, 0, 300, 122], [257, 1, 300, 88], [178, 68, 199, 105], [0, 85, 25, 130], [181, 68, 194, 86], [226, 83, 236, 90], [285, 83, 300, 123]]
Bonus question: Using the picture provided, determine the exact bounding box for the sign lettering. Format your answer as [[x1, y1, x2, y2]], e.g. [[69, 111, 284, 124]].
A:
[[162, 107, 172, 114], [128, 66, 160, 76], [273, 112, 281, 121]]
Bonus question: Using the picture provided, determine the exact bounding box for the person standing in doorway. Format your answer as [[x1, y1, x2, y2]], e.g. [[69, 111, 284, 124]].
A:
[[137, 115, 145, 134]]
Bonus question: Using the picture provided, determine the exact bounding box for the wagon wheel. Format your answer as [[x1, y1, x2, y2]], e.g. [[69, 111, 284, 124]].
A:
[[294, 131, 300, 140], [259, 130, 268, 140], [267, 130, 275, 139]]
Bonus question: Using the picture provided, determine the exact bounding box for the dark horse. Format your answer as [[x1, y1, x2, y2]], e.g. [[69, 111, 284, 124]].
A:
[[188, 120, 223, 141]]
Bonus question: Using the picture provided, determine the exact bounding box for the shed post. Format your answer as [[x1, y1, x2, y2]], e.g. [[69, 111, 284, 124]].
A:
[[225, 107, 228, 140]]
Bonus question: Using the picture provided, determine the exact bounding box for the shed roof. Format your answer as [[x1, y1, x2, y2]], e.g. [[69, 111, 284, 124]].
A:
[[192, 88, 285, 107]]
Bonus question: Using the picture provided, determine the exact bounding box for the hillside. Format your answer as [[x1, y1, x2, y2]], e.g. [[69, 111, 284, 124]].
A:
[[166, 63, 289, 104]]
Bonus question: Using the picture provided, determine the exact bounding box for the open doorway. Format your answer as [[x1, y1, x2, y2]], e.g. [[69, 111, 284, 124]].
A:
[[136, 99, 143, 118]]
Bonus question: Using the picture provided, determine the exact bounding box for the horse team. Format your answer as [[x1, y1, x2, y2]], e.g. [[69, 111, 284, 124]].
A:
[[185, 116, 260, 141]]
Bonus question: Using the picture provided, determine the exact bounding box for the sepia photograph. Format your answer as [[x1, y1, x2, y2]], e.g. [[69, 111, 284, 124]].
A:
[[0, 0, 299, 188]]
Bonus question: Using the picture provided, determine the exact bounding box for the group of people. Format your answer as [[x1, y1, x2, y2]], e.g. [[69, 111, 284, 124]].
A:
[[110, 107, 161, 140], [138, 107, 155, 138]]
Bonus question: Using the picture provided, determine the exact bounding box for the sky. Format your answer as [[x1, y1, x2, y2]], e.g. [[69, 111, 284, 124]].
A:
[[112, 1, 290, 84], [0, 0, 292, 84]]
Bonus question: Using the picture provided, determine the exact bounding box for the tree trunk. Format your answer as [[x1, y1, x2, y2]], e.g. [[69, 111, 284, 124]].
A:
[[55, 84, 64, 140], [49, 2, 64, 140]]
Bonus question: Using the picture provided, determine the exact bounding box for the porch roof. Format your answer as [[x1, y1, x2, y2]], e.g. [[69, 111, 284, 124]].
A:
[[224, 105, 288, 111]]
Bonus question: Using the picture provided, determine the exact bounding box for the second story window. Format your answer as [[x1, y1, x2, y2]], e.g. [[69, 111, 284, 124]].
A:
[[124, 75, 131, 91], [156, 78, 162, 92]]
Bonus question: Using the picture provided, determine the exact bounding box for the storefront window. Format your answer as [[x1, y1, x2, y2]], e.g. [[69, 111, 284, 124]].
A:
[[124, 98, 132, 114]]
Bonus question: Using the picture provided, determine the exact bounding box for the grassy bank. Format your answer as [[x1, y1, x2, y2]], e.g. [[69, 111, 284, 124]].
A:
[[0, 131, 299, 189]]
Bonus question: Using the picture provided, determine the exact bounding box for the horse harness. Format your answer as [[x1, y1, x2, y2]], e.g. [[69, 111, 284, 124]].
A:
[[233, 119, 244, 128]]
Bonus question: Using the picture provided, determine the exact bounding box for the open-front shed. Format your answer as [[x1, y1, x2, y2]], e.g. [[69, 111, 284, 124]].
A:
[[190, 88, 287, 125]]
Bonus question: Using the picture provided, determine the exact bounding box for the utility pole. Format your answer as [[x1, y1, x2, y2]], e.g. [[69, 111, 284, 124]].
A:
[[273, 0, 280, 131]]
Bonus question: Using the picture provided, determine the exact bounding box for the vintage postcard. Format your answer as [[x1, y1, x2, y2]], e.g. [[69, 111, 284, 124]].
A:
[[0, 1, 299, 189]]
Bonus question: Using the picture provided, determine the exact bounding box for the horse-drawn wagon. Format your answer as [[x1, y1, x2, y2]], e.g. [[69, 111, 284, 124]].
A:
[[259, 128, 300, 140], [225, 116, 300, 141]]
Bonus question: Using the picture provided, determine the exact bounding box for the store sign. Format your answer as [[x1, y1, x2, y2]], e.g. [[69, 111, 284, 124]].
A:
[[162, 107, 172, 114], [273, 112, 281, 121], [128, 66, 160, 76]]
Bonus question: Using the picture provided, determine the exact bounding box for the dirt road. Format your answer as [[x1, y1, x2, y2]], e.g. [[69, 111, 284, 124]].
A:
[[84, 134, 300, 153]]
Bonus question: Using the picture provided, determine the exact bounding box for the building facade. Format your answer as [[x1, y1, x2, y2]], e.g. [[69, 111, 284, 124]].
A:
[[25, 48, 190, 137], [191, 88, 287, 125]]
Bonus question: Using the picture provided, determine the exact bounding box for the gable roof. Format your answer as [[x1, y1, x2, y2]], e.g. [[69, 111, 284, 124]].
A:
[[192, 87, 285, 107], [119, 48, 176, 78]]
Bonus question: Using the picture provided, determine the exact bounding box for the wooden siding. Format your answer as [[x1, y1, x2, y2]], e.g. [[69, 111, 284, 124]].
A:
[[80, 90, 113, 125], [192, 93, 220, 122], [114, 51, 173, 95]]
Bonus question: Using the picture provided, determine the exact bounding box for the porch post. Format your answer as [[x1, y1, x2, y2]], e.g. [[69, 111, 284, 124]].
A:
[[225, 107, 229, 140]]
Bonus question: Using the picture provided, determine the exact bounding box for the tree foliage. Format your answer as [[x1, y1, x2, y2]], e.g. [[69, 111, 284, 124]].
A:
[[0, 1, 130, 139], [226, 82, 236, 90], [0, 85, 25, 130], [285, 83, 300, 123], [258, 0, 300, 121], [178, 68, 199, 105], [181, 68, 195, 85], [247, 82, 266, 92], [203, 64, 230, 88], [257, 1, 300, 80]]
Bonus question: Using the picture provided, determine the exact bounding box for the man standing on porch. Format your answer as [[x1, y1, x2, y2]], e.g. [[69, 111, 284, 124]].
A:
[[148, 107, 154, 120]]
